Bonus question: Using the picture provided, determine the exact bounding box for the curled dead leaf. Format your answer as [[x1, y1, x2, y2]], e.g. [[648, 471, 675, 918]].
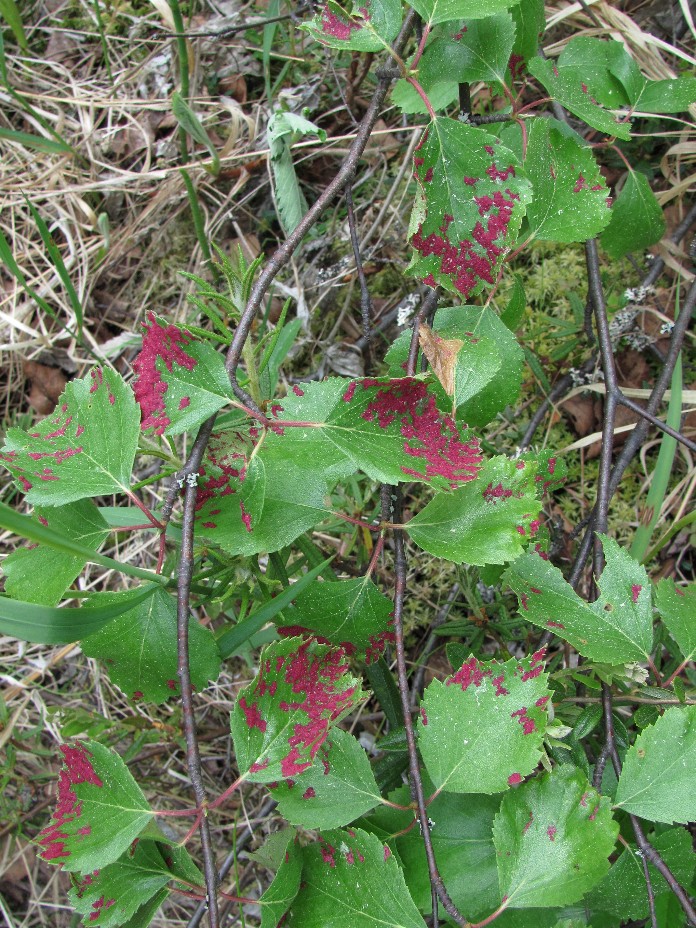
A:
[[418, 324, 463, 397]]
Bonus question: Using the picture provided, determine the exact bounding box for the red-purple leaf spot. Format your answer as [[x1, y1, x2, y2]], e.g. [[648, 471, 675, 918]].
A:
[[302, 787, 316, 799], [240, 500, 252, 532], [133, 312, 198, 435], [320, 2, 369, 40], [38, 745, 103, 862], [523, 811, 534, 834], [447, 656, 490, 692], [546, 620, 565, 629], [178, 396, 190, 410], [384, 845, 392, 860], [535, 696, 550, 709], [420, 707, 428, 726], [166, 679, 178, 690], [452, 26, 468, 39], [631, 584, 642, 604], [546, 824, 557, 841], [239, 696, 267, 732], [250, 759, 270, 773], [320, 840, 337, 867], [508, 772, 522, 786], [350, 378, 482, 486], [510, 706, 536, 735]]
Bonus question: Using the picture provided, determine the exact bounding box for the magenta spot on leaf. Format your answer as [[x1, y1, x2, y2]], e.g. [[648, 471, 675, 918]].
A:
[[631, 584, 642, 603], [573, 174, 589, 194], [239, 696, 267, 732], [292, 385, 305, 396], [484, 145, 495, 155], [240, 500, 252, 532], [580, 791, 591, 807], [546, 620, 564, 629], [448, 656, 490, 692], [178, 396, 190, 410], [422, 273, 438, 288], [589, 804, 599, 821], [547, 824, 557, 841], [523, 811, 534, 834], [463, 176, 477, 186], [509, 53, 525, 80], [529, 519, 541, 534], [320, 1, 368, 40], [535, 696, 549, 708], [202, 521, 216, 529], [520, 593, 529, 611], [508, 772, 522, 785], [516, 525, 526, 536], [552, 64, 559, 77], [249, 759, 270, 773], [384, 845, 392, 860], [133, 313, 198, 435], [424, 167, 434, 183], [166, 679, 177, 690], [451, 26, 467, 39], [483, 481, 513, 503], [38, 515, 49, 526], [346, 849, 355, 864], [343, 381, 357, 403], [133, 691, 143, 700], [535, 543, 549, 560], [420, 707, 428, 726], [491, 674, 509, 697], [320, 841, 336, 867], [511, 706, 536, 735], [38, 744, 103, 862]]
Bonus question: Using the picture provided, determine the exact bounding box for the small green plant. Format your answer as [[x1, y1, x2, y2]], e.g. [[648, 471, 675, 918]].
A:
[[1, 1, 696, 927]]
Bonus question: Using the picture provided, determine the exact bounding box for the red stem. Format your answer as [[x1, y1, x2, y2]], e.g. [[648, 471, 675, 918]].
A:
[[125, 489, 164, 529], [405, 76, 436, 121], [409, 22, 430, 69]]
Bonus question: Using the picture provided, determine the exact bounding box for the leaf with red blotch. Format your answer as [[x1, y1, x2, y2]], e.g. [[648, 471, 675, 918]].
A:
[[407, 118, 532, 299], [270, 728, 382, 829], [230, 637, 364, 783], [302, 0, 401, 51], [3, 499, 109, 606], [80, 586, 221, 705], [258, 834, 303, 928], [280, 577, 395, 664], [418, 653, 550, 794], [285, 827, 423, 928], [524, 119, 611, 242], [406, 454, 550, 565], [408, 0, 521, 26], [67, 841, 202, 928], [133, 312, 233, 436], [504, 534, 653, 664], [1, 368, 139, 506], [493, 766, 618, 908], [38, 741, 153, 873]]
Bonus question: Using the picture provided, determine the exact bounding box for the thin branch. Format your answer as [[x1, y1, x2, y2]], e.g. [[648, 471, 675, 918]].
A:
[[410, 584, 459, 708], [178, 476, 220, 928], [617, 394, 696, 454], [345, 184, 374, 339]]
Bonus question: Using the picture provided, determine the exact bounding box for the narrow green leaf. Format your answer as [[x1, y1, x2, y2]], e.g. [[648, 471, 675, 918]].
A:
[[268, 112, 326, 236], [3, 500, 109, 606], [600, 170, 665, 259], [270, 728, 382, 828], [81, 586, 221, 704], [500, 275, 526, 331], [504, 535, 654, 663], [614, 706, 696, 824], [407, 118, 532, 299], [365, 657, 404, 729], [493, 766, 618, 908], [216, 559, 332, 659], [0, 501, 164, 585], [1, 368, 140, 506], [171, 91, 220, 173], [38, 740, 154, 873], [634, 77, 696, 113], [285, 827, 423, 927], [418, 652, 550, 793], [0, 0, 27, 48], [0, 584, 158, 644], [655, 578, 696, 663], [230, 637, 364, 781], [0, 125, 71, 153], [302, 0, 402, 51], [524, 118, 611, 242], [510, 0, 545, 69]]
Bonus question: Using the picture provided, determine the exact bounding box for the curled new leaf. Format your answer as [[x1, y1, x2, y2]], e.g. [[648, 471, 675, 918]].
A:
[[302, 0, 401, 51]]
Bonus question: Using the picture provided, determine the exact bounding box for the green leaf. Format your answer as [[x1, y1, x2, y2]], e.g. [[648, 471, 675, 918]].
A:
[[283, 576, 394, 662], [216, 559, 332, 659], [0, 501, 163, 586], [67, 841, 202, 927], [0, 125, 72, 153], [1, 368, 139, 505], [585, 827, 695, 920], [365, 785, 501, 919], [504, 535, 654, 663], [418, 652, 550, 793], [500, 275, 526, 331], [117, 889, 168, 928], [524, 119, 611, 242], [385, 305, 521, 426], [407, 118, 532, 299], [528, 56, 632, 140], [302, 0, 401, 51], [634, 77, 696, 114], [656, 578, 696, 663], [3, 500, 109, 606], [38, 740, 154, 873], [259, 835, 303, 928], [80, 586, 221, 704], [493, 766, 618, 908], [390, 77, 458, 116], [510, 0, 545, 71], [408, 0, 521, 27], [132, 313, 232, 436], [418, 13, 516, 90], [600, 171, 665, 259], [285, 827, 423, 927], [171, 91, 220, 173], [269, 728, 382, 828], [406, 454, 547, 565], [268, 112, 326, 236], [0, 584, 158, 644], [230, 637, 364, 782], [614, 706, 696, 824], [0, 0, 27, 49]]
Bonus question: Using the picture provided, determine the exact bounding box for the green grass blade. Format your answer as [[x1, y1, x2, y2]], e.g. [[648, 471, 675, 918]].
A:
[[0, 126, 72, 154], [0, 0, 27, 50], [0, 502, 167, 585], [0, 584, 158, 643], [172, 92, 219, 174], [216, 558, 332, 659]]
